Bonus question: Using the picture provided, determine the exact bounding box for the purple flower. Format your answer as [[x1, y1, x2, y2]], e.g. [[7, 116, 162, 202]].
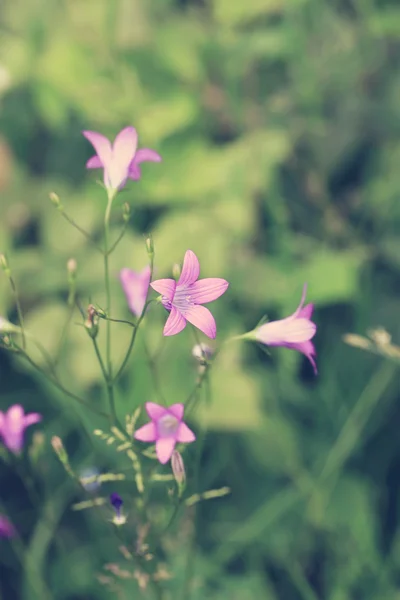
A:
[[134, 402, 195, 464], [0, 404, 42, 454], [109, 493, 126, 525], [253, 284, 317, 374], [150, 250, 229, 339], [120, 266, 151, 317], [83, 127, 161, 191], [0, 515, 15, 538]]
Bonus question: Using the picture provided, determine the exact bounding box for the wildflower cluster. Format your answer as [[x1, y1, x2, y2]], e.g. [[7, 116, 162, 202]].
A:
[[0, 126, 321, 590]]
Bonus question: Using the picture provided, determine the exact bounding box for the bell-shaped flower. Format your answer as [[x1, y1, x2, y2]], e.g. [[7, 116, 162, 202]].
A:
[[0, 404, 42, 454], [150, 250, 229, 339], [120, 266, 151, 317], [247, 284, 317, 374], [134, 402, 195, 464], [83, 126, 161, 191], [0, 515, 15, 538]]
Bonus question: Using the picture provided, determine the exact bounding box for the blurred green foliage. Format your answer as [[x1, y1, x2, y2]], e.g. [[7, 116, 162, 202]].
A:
[[1, 0, 400, 598]]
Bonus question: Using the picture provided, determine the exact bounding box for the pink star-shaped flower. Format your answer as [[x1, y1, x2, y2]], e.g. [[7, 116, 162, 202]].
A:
[[83, 126, 161, 191], [150, 250, 229, 338], [0, 404, 42, 454], [134, 402, 195, 464]]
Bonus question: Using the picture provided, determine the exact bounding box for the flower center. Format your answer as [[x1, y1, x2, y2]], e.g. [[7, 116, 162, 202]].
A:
[[158, 414, 179, 437]]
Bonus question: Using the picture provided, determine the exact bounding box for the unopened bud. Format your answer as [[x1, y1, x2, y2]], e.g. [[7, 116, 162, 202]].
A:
[[51, 436, 68, 464], [49, 192, 62, 209], [122, 202, 131, 223], [172, 263, 181, 280], [145, 234, 154, 258], [0, 253, 10, 277], [192, 343, 214, 364], [29, 431, 45, 463], [84, 304, 99, 339], [95, 306, 107, 319], [171, 450, 186, 491], [67, 258, 77, 276]]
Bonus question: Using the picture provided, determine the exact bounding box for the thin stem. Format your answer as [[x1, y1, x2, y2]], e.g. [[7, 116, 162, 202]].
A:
[[106, 221, 129, 256], [142, 336, 167, 405], [59, 211, 103, 253], [54, 304, 75, 367], [9, 274, 26, 350]]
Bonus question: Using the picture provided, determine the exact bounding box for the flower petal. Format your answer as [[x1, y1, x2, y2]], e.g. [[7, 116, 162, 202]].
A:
[[298, 303, 314, 319], [184, 305, 216, 339], [134, 422, 157, 442], [120, 266, 151, 317], [163, 306, 187, 336], [134, 148, 162, 164], [188, 278, 229, 304], [177, 422, 196, 443], [150, 278, 176, 301], [23, 413, 42, 427], [168, 404, 184, 420], [128, 163, 141, 181], [108, 126, 138, 189], [256, 317, 316, 345], [82, 131, 112, 167], [156, 437, 176, 464], [178, 250, 200, 286], [286, 340, 318, 375], [145, 402, 168, 420], [0, 411, 4, 434], [86, 155, 103, 169], [292, 283, 308, 318]]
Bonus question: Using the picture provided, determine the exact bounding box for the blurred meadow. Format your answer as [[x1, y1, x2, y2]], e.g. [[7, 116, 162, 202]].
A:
[[1, 0, 400, 598]]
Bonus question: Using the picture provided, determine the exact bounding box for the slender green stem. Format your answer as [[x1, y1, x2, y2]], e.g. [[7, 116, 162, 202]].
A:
[[59, 210, 103, 253], [92, 338, 109, 384], [106, 220, 129, 256], [54, 304, 75, 367], [9, 274, 26, 350]]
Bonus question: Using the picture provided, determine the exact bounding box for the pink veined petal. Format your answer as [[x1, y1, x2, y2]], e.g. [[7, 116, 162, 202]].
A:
[[184, 305, 216, 339], [82, 131, 112, 167], [256, 317, 316, 345], [134, 148, 162, 164], [163, 306, 187, 336], [285, 340, 318, 375], [178, 250, 200, 286], [23, 413, 42, 427], [177, 422, 196, 443], [120, 267, 151, 317], [134, 422, 157, 442], [86, 155, 103, 169], [167, 404, 184, 420], [188, 278, 229, 304], [0, 411, 4, 434], [150, 278, 176, 301], [145, 402, 168, 420], [298, 303, 314, 319], [107, 126, 138, 189], [156, 437, 176, 464], [292, 283, 308, 318]]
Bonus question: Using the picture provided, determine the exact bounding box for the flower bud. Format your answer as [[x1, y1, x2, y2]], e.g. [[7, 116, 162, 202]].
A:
[[67, 258, 77, 276], [171, 450, 186, 489], [51, 436, 68, 463], [145, 234, 154, 258], [172, 263, 181, 280], [122, 202, 131, 223], [49, 192, 62, 209], [84, 304, 99, 339], [192, 343, 214, 364], [0, 253, 10, 278]]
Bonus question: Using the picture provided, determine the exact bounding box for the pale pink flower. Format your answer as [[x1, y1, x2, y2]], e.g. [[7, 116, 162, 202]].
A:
[[120, 266, 151, 317], [150, 250, 229, 338], [83, 127, 161, 191], [0, 404, 42, 454], [0, 515, 15, 538], [253, 284, 317, 374], [134, 402, 195, 464]]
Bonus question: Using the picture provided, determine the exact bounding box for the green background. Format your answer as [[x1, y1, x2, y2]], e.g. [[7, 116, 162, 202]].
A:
[[0, 0, 400, 598]]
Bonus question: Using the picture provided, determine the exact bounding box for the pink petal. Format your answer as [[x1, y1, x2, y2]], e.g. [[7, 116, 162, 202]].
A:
[[108, 127, 138, 190], [256, 317, 316, 345], [150, 279, 176, 301], [178, 250, 200, 286], [128, 163, 141, 181], [292, 284, 308, 318], [156, 437, 176, 464], [0, 411, 4, 434], [298, 303, 314, 319], [134, 422, 157, 442], [82, 131, 112, 167], [134, 148, 162, 164], [86, 155, 102, 169], [23, 413, 42, 427], [168, 404, 184, 420], [120, 266, 151, 317], [145, 402, 168, 420], [163, 306, 187, 336], [6, 404, 24, 426], [184, 305, 216, 339], [286, 340, 318, 375], [188, 278, 229, 304], [177, 422, 196, 443]]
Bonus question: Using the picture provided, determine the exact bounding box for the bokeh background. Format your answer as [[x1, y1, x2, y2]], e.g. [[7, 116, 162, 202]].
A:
[[1, 0, 400, 598]]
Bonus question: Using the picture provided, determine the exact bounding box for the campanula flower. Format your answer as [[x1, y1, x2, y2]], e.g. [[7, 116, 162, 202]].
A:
[[120, 266, 151, 317], [247, 284, 317, 374], [134, 402, 195, 464], [0, 404, 42, 454], [83, 127, 161, 191], [150, 250, 229, 338], [0, 515, 15, 538], [109, 493, 126, 526]]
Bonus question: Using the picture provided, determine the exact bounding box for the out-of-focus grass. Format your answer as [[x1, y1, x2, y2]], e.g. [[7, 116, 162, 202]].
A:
[[1, 0, 400, 598]]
